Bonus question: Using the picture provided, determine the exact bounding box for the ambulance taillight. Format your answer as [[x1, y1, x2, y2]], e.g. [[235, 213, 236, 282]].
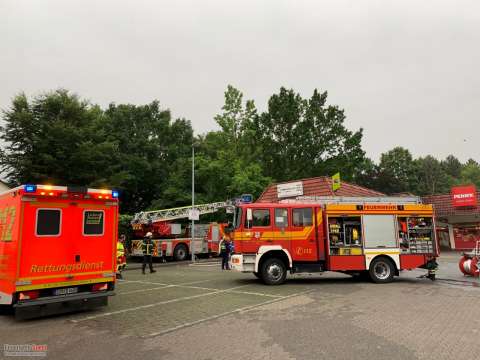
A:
[[92, 283, 108, 292], [19, 290, 40, 300]]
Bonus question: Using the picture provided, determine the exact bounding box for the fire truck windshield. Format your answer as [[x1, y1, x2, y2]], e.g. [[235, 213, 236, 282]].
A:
[[234, 207, 242, 229]]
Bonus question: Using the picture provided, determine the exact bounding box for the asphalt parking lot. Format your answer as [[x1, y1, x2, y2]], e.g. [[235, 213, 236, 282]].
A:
[[1, 254, 479, 360]]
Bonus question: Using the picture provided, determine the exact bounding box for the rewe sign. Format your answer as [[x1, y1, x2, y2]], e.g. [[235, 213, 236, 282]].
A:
[[451, 185, 477, 207]]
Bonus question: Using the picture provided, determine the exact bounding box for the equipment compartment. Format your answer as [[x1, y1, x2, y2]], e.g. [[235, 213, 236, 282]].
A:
[[328, 216, 363, 255], [398, 216, 434, 254]]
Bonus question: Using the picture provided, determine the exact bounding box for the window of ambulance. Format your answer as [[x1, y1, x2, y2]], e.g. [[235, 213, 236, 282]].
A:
[[245, 209, 271, 229], [36, 209, 62, 236], [83, 210, 105, 236]]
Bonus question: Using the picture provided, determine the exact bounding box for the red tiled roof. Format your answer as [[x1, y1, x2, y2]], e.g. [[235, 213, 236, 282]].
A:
[[422, 193, 480, 218], [256, 176, 385, 203]]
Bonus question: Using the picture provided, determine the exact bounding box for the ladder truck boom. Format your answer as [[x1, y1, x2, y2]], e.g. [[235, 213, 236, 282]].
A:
[[132, 202, 233, 224]]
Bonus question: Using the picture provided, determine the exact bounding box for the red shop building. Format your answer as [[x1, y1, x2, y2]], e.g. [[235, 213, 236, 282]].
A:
[[423, 185, 480, 251]]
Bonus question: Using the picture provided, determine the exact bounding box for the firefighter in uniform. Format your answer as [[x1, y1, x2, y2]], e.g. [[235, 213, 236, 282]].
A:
[[116, 236, 127, 279], [220, 232, 232, 270], [142, 232, 156, 274]]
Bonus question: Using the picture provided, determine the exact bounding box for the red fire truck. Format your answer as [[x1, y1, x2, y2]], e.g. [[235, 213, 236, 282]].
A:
[[130, 222, 228, 260], [130, 202, 232, 260], [230, 197, 439, 285], [0, 184, 119, 319]]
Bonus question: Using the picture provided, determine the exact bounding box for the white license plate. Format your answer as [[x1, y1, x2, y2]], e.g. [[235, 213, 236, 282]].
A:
[[54, 287, 78, 296]]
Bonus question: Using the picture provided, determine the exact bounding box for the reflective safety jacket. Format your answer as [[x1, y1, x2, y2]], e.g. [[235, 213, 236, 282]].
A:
[[117, 242, 125, 258], [142, 239, 154, 255]]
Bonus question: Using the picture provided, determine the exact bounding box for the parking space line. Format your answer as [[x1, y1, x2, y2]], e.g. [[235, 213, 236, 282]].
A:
[[71, 285, 250, 323], [188, 263, 220, 267], [144, 289, 314, 338], [175, 279, 214, 286], [118, 286, 172, 295], [116, 280, 169, 286], [120, 279, 288, 298], [118, 279, 284, 298], [228, 290, 283, 298], [117, 280, 215, 296], [118, 283, 283, 298]]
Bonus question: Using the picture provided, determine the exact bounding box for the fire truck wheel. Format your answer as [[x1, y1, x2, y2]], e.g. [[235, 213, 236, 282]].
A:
[[261, 258, 287, 285], [253, 272, 261, 279], [369, 257, 395, 283], [173, 244, 188, 261]]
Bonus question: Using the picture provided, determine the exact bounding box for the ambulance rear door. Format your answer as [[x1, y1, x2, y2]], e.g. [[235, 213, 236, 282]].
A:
[[19, 199, 75, 283]]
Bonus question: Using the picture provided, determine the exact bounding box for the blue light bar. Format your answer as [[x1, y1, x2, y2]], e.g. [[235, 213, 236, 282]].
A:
[[112, 190, 119, 199], [241, 194, 253, 203], [24, 184, 37, 193]]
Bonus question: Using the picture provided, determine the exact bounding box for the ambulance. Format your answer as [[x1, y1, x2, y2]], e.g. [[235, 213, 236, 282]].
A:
[[0, 184, 119, 319], [230, 197, 439, 285]]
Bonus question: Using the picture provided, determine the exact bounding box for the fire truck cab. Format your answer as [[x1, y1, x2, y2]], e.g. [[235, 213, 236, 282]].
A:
[[0, 185, 119, 319], [230, 200, 439, 285]]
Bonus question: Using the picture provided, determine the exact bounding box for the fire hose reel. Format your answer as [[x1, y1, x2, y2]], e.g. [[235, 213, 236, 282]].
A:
[[459, 241, 480, 277]]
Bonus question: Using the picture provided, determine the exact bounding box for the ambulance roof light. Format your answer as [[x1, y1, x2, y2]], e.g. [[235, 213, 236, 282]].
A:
[[24, 184, 37, 193]]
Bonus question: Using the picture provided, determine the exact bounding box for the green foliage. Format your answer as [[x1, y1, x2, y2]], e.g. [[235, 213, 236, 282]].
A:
[[196, 86, 271, 201], [255, 88, 365, 182], [376, 147, 417, 194], [415, 156, 452, 195], [1, 86, 478, 218], [118, 214, 134, 251], [459, 159, 480, 188], [442, 155, 462, 178], [357, 151, 477, 196], [0, 90, 194, 213], [0, 90, 118, 186]]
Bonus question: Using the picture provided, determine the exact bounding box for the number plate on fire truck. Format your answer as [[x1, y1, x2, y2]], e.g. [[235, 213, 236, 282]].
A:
[[53, 287, 78, 296]]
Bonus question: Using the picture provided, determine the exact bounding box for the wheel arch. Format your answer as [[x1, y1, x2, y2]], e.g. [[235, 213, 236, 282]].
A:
[[369, 254, 399, 276], [255, 246, 292, 273]]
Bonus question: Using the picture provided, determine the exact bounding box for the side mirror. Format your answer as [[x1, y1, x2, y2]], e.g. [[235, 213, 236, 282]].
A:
[[246, 208, 253, 221]]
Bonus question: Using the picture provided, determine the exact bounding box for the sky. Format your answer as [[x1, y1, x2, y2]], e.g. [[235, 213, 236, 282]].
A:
[[1, 0, 479, 162]]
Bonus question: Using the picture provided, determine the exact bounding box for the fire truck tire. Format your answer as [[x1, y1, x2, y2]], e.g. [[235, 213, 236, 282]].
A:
[[369, 257, 395, 283], [173, 244, 188, 261], [261, 258, 287, 285], [253, 272, 261, 279]]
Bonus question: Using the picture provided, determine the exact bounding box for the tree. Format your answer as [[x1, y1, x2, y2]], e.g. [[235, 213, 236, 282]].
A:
[[0, 90, 120, 187], [377, 147, 417, 194], [441, 155, 463, 178], [415, 156, 451, 195], [0, 90, 197, 213], [256, 87, 365, 182], [459, 159, 480, 188], [102, 102, 194, 213], [354, 158, 382, 191], [196, 86, 271, 201]]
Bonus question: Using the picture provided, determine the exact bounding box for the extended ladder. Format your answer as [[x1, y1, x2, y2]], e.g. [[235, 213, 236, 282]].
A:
[[132, 202, 233, 224]]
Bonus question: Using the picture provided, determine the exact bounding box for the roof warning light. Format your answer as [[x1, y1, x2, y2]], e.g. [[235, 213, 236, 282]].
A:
[[24, 184, 37, 193]]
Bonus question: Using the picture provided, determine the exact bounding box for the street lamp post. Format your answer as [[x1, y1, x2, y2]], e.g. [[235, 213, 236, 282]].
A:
[[191, 144, 195, 262]]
